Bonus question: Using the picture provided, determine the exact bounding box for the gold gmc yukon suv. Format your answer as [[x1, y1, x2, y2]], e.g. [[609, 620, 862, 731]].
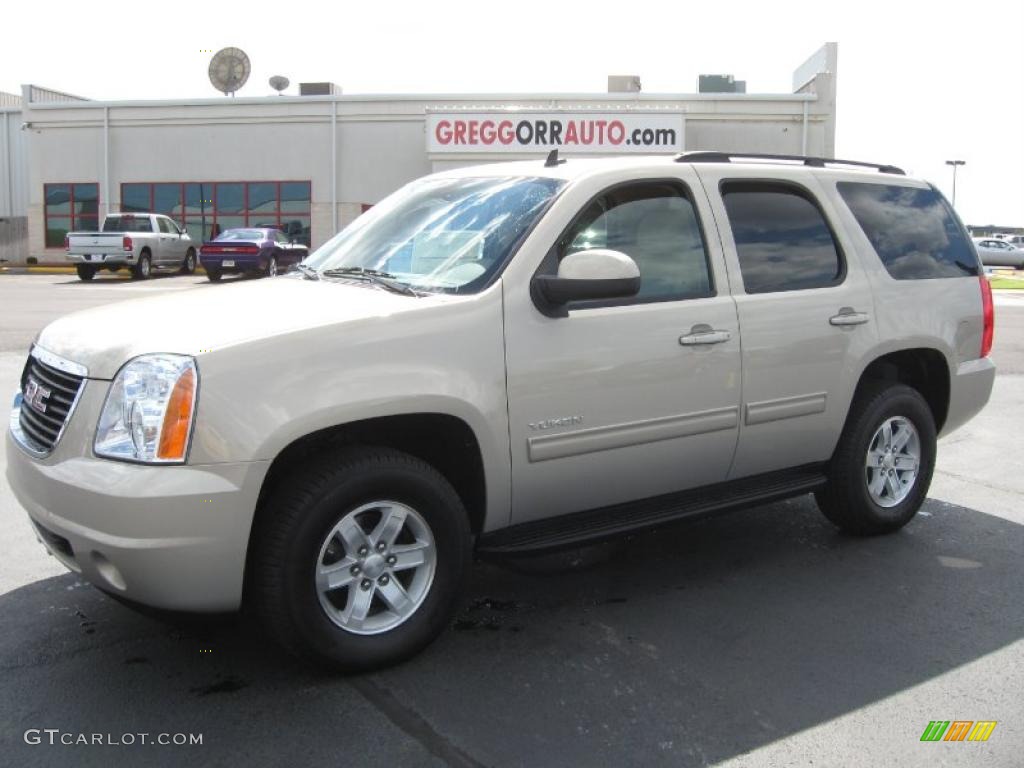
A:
[[7, 152, 995, 670]]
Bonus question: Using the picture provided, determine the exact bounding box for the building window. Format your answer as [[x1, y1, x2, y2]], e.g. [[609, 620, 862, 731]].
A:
[[44, 183, 99, 248], [118, 181, 312, 246]]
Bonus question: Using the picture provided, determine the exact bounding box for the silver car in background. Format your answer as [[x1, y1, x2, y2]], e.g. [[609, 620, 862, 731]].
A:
[[973, 238, 1024, 269]]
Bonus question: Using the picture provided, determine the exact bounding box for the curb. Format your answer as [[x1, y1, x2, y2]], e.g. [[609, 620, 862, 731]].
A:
[[0, 266, 76, 274], [1, 266, 208, 275]]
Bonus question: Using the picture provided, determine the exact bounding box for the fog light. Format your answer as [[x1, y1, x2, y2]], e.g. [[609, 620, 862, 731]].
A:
[[91, 551, 126, 591]]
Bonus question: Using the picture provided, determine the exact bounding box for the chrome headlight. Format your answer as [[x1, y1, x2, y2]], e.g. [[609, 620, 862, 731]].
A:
[[94, 354, 198, 463]]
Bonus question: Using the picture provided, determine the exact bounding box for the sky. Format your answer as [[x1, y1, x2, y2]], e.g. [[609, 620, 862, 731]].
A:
[[2, 0, 1022, 225]]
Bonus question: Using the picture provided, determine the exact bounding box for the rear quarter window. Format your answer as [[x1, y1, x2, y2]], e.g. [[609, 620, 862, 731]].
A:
[[836, 182, 978, 279]]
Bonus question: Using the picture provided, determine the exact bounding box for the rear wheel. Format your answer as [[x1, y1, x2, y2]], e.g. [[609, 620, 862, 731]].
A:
[[251, 448, 471, 671], [180, 248, 196, 275], [206, 268, 222, 282], [815, 382, 936, 535], [265, 256, 278, 278], [75, 264, 96, 281], [131, 252, 152, 280]]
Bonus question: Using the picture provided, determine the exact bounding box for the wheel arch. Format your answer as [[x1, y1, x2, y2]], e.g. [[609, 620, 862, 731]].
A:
[[243, 412, 489, 606], [252, 411, 488, 532], [851, 347, 951, 432]]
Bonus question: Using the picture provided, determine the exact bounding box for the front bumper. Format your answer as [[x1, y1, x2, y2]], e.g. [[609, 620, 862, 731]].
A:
[[6, 384, 270, 612]]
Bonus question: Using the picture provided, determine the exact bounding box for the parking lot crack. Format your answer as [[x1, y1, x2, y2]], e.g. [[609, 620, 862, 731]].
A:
[[349, 677, 489, 768]]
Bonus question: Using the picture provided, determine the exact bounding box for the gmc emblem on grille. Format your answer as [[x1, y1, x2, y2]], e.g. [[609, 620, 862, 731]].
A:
[[24, 378, 51, 414]]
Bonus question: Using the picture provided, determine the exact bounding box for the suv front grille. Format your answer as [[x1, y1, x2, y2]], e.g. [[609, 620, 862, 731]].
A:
[[16, 350, 86, 455]]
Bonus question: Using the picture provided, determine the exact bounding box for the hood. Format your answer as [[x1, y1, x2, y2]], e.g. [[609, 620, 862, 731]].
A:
[[35, 277, 450, 379]]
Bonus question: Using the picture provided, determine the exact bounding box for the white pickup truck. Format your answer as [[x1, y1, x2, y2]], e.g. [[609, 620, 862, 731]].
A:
[[65, 213, 197, 281]]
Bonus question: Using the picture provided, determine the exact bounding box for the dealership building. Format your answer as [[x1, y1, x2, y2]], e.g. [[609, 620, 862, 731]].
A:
[[0, 44, 837, 266]]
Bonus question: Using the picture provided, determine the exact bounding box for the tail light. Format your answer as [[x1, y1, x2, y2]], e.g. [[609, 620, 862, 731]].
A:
[[980, 275, 994, 358], [63, 235, 70, 251], [122, 236, 133, 252]]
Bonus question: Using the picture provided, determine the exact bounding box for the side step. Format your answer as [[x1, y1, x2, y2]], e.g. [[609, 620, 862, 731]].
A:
[[477, 465, 827, 555]]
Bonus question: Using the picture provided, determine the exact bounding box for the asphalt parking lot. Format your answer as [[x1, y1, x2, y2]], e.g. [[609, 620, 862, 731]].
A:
[[1, 273, 1022, 767]]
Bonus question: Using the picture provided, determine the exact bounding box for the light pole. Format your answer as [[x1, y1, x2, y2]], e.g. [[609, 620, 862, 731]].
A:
[[945, 160, 966, 207]]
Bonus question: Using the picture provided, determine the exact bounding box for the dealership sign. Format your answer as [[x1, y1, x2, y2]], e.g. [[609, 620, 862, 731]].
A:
[[427, 111, 684, 154]]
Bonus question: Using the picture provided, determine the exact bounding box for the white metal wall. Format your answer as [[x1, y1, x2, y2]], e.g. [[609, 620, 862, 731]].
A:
[[1, 109, 29, 217], [18, 84, 835, 261]]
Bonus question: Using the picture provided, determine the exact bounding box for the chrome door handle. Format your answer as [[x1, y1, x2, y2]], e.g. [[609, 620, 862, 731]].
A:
[[679, 325, 732, 346], [829, 308, 870, 327]]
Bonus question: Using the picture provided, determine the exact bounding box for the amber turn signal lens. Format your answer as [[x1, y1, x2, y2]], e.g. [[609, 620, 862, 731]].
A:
[[157, 366, 196, 460]]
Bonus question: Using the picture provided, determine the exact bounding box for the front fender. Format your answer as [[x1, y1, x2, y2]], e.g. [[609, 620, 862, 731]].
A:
[[187, 286, 512, 530]]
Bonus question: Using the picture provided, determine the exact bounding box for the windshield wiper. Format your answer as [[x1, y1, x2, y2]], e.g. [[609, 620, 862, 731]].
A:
[[293, 263, 320, 280], [320, 267, 420, 296]]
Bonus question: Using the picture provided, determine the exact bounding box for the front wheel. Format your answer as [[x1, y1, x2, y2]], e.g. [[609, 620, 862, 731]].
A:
[[75, 264, 96, 281], [251, 448, 471, 672], [815, 382, 936, 535]]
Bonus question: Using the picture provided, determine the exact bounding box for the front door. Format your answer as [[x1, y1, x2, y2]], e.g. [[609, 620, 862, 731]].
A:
[[503, 171, 742, 524]]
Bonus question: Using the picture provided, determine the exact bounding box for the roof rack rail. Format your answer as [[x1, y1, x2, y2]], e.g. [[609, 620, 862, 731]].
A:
[[674, 151, 905, 176]]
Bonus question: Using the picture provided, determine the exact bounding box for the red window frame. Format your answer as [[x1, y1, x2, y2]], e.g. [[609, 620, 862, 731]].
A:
[[43, 183, 100, 248], [118, 181, 311, 244]]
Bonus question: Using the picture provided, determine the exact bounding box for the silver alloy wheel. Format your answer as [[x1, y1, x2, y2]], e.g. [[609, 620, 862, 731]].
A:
[[865, 416, 920, 508], [185, 250, 195, 272], [315, 501, 436, 635], [267, 257, 277, 277], [140, 256, 151, 277]]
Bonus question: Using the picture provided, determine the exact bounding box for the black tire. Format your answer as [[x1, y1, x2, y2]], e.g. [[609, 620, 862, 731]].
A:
[[206, 268, 222, 282], [180, 248, 197, 275], [131, 251, 152, 280], [264, 256, 278, 278], [815, 381, 936, 535], [251, 447, 471, 672], [75, 264, 96, 281]]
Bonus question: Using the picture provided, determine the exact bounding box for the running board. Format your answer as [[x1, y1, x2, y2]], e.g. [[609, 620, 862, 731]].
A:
[[477, 465, 827, 555]]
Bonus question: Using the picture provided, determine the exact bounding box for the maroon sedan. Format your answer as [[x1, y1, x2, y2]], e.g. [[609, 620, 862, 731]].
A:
[[199, 228, 308, 281]]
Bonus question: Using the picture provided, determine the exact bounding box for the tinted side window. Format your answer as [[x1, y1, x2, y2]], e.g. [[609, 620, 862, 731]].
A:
[[721, 182, 843, 294], [837, 182, 977, 279], [560, 182, 712, 303], [157, 218, 171, 234]]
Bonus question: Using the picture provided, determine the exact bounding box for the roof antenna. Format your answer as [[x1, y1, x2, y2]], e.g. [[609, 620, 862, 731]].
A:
[[544, 149, 566, 167]]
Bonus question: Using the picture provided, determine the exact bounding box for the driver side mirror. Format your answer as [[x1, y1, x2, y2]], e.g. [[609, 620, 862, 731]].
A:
[[532, 249, 641, 317]]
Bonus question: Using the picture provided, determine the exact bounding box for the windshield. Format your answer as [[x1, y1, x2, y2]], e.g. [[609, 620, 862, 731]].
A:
[[303, 176, 564, 293], [216, 229, 266, 241]]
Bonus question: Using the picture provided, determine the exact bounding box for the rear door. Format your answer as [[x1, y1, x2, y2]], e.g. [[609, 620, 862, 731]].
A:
[[154, 217, 173, 264], [503, 168, 743, 524], [696, 166, 878, 479]]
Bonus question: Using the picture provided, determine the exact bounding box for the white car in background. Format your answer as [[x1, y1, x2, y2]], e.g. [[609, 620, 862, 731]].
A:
[[973, 238, 1024, 269]]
